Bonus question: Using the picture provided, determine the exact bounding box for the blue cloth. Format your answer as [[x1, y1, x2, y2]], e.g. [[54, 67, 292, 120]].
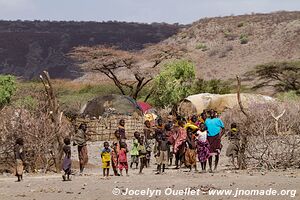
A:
[[101, 147, 111, 153], [205, 118, 224, 137]]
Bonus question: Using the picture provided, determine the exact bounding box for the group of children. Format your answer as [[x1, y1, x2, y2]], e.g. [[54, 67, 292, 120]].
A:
[[96, 111, 241, 177], [14, 110, 241, 182]]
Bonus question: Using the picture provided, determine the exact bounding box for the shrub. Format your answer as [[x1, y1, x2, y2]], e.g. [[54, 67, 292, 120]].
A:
[[224, 30, 237, 41], [0, 75, 16, 109], [195, 43, 208, 51], [240, 34, 249, 44], [237, 22, 245, 28], [192, 79, 232, 94], [221, 100, 300, 169]]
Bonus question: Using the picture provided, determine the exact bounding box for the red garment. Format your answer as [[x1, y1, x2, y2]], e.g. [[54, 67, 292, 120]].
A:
[[111, 148, 118, 168], [119, 162, 128, 170], [173, 127, 187, 153], [118, 148, 127, 163]]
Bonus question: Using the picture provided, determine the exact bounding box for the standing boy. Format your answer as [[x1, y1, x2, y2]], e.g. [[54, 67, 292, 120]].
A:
[[156, 134, 169, 174], [138, 138, 147, 174], [62, 137, 72, 181], [101, 141, 111, 178], [225, 123, 240, 169], [14, 138, 25, 182], [130, 132, 140, 169]]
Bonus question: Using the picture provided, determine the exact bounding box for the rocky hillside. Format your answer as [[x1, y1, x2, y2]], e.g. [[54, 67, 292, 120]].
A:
[[0, 20, 181, 79], [164, 11, 300, 80]]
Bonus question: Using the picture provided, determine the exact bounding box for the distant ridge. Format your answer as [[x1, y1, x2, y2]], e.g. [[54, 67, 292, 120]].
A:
[[0, 20, 181, 79]]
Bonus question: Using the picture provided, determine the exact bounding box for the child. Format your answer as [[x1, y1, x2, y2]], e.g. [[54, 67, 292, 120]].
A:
[[156, 134, 169, 174], [14, 138, 24, 182], [196, 123, 210, 173], [137, 138, 147, 174], [185, 127, 197, 172], [130, 132, 140, 169], [118, 142, 129, 176], [165, 123, 174, 166], [144, 120, 154, 167], [101, 141, 111, 178], [62, 137, 72, 181], [111, 142, 120, 176], [225, 123, 240, 169]]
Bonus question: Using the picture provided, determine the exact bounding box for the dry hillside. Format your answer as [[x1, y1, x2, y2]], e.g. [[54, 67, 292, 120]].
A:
[[163, 11, 300, 80], [0, 20, 181, 79]]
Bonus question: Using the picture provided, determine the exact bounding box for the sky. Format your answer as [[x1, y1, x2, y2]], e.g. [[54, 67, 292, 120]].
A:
[[0, 0, 299, 24]]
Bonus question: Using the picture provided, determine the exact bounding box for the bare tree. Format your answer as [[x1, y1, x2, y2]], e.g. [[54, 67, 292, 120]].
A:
[[40, 71, 65, 172], [70, 44, 186, 100], [236, 75, 249, 169]]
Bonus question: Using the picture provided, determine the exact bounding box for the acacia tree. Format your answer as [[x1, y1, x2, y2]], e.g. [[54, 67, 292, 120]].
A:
[[70, 44, 185, 100], [248, 61, 300, 93]]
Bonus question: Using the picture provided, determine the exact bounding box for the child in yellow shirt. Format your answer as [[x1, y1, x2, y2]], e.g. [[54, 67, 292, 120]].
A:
[[101, 141, 111, 177]]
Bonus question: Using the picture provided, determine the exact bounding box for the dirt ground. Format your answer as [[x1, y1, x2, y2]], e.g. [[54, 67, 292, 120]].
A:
[[0, 141, 299, 200]]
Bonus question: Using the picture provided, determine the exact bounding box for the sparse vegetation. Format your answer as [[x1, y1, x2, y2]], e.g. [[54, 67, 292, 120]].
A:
[[70, 44, 185, 100], [192, 79, 232, 94], [237, 21, 245, 27], [249, 61, 300, 94], [240, 34, 249, 44], [224, 30, 237, 41], [0, 75, 16, 110], [222, 100, 300, 169], [195, 43, 208, 51]]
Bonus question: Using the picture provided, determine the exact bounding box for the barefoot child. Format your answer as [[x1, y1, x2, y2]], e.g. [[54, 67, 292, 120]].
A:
[[62, 137, 72, 181], [101, 141, 111, 177], [130, 132, 140, 169], [14, 138, 24, 182], [111, 142, 120, 176], [138, 138, 147, 174], [225, 123, 240, 169], [118, 142, 129, 176], [185, 127, 197, 172], [196, 123, 210, 173], [156, 134, 169, 174]]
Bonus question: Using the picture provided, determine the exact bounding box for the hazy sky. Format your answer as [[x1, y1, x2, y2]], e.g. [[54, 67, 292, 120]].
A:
[[0, 0, 299, 24]]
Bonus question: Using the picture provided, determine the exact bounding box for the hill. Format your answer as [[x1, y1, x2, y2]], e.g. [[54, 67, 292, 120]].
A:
[[0, 20, 181, 79], [163, 11, 300, 81]]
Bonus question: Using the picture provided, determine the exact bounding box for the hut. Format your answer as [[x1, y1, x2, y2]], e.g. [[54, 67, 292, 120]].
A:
[[77, 94, 144, 141], [178, 93, 275, 116]]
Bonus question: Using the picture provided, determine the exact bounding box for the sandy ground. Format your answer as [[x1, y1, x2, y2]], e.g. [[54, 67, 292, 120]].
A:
[[0, 141, 299, 200]]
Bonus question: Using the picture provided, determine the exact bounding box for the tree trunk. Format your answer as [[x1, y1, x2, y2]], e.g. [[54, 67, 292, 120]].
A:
[[40, 71, 64, 173]]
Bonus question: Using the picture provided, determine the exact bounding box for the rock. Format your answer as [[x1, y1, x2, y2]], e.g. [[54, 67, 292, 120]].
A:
[[26, 184, 31, 187], [261, 172, 266, 176], [83, 183, 88, 186], [229, 182, 235, 186], [15, 194, 26, 197]]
